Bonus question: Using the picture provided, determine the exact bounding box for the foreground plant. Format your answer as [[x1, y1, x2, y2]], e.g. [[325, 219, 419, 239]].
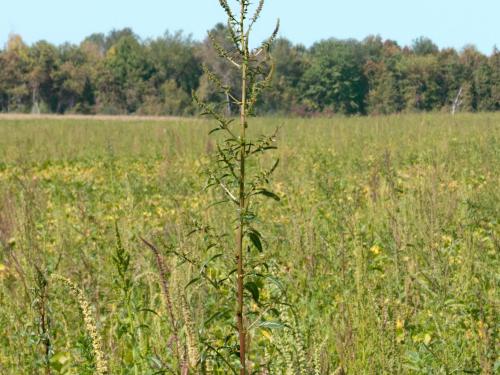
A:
[[51, 274, 108, 375], [191, 0, 281, 372]]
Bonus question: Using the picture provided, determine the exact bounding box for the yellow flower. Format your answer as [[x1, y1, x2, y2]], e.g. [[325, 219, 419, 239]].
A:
[[396, 318, 405, 330], [477, 320, 487, 339], [261, 330, 273, 341], [0, 264, 8, 280], [155, 207, 165, 217], [442, 235, 452, 247], [423, 333, 432, 345], [370, 245, 382, 255]]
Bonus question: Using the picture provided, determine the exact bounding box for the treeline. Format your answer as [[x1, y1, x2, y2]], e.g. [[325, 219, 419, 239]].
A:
[[0, 26, 499, 116]]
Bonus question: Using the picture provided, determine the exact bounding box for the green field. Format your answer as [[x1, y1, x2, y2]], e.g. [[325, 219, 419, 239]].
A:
[[0, 114, 499, 374]]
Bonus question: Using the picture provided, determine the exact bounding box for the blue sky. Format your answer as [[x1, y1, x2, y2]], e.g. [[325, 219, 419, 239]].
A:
[[1, 0, 499, 53]]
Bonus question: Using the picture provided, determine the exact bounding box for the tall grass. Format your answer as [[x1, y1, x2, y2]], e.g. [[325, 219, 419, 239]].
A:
[[0, 113, 498, 373]]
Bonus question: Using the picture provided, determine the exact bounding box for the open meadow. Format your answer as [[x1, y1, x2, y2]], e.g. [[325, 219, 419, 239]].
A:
[[0, 114, 499, 374]]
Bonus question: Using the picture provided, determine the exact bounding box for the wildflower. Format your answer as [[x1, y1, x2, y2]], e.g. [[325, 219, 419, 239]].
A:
[[442, 235, 452, 247], [478, 320, 487, 339], [370, 245, 382, 255], [396, 318, 404, 330], [423, 333, 432, 345]]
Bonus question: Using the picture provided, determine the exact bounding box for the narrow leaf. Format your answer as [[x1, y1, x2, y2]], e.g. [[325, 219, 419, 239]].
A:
[[244, 281, 260, 303], [256, 188, 280, 201], [247, 230, 263, 252], [258, 321, 284, 329]]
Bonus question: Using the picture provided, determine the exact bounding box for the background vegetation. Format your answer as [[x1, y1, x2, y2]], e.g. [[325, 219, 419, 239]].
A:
[[0, 114, 498, 373], [0, 29, 499, 116]]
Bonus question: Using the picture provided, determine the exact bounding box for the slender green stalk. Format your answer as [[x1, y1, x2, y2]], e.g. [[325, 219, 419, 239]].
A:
[[194, 1, 279, 372], [236, 1, 248, 372]]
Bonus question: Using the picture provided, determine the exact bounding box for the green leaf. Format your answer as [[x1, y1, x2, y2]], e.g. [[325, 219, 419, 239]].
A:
[[206, 243, 217, 251], [258, 321, 284, 329], [256, 188, 280, 201], [265, 275, 285, 291], [138, 308, 160, 317], [150, 356, 164, 370], [247, 230, 263, 252], [50, 352, 70, 371], [242, 211, 256, 222], [270, 158, 280, 174], [204, 309, 230, 325], [244, 281, 260, 303], [209, 127, 222, 135], [200, 253, 223, 271], [185, 276, 201, 289]]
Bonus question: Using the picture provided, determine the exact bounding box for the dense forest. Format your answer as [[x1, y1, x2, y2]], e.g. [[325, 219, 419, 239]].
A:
[[0, 26, 498, 116]]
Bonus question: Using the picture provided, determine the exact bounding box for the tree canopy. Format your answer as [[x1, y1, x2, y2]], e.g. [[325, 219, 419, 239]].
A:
[[0, 29, 498, 115]]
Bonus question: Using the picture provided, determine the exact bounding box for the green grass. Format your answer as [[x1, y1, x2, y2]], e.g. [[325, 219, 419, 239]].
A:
[[0, 113, 499, 374]]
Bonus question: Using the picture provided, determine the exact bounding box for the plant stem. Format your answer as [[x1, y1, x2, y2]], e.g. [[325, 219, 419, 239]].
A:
[[140, 237, 182, 373], [41, 283, 51, 375], [237, 2, 248, 373]]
